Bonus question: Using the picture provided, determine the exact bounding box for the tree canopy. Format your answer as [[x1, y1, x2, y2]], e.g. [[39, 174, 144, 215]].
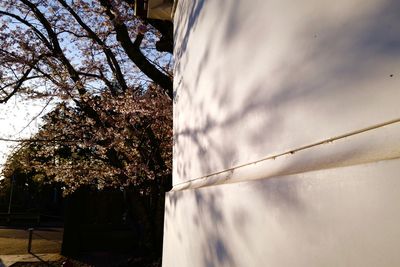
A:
[[9, 88, 172, 194], [0, 0, 173, 103], [0, 0, 173, 194]]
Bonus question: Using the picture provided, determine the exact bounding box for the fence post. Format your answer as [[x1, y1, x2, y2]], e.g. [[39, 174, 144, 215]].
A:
[[27, 228, 34, 253]]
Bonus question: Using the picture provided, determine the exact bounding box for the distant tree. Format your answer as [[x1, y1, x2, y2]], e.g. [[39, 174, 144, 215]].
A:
[[0, 144, 64, 215]]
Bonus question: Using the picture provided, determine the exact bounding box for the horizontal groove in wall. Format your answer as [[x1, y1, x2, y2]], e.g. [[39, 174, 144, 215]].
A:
[[172, 118, 400, 191]]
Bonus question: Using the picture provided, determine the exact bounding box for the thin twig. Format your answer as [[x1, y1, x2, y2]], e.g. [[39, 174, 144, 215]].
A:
[[16, 97, 54, 135]]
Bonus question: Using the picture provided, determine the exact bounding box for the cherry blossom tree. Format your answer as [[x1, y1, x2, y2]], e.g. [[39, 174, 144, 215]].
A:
[[1, 86, 172, 257], [0, 0, 173, 104], [0, 1, 173, 257], [19, 87, 172, 194], [0, 0, 173, 188]]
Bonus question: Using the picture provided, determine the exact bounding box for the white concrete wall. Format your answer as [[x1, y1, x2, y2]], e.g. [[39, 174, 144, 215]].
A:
[[164, 0, 400, 265], [164, 159, 400, 267]]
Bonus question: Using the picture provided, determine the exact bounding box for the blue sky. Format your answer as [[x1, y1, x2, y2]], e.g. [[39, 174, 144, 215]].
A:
[[0, 97, 54, 179]]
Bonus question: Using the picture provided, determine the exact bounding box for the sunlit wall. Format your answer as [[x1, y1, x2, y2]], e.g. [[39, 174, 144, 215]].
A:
[[163, 0, 400, 266]]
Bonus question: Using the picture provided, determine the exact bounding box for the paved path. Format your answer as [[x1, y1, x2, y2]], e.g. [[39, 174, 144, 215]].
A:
[[0, 253, 62, 267], [0, 227, 63, 254]]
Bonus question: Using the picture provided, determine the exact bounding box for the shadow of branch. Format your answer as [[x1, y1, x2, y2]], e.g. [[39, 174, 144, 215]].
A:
[[28, 252, 55, 267]]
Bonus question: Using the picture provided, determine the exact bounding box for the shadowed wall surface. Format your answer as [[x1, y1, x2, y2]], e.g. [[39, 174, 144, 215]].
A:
[[164, 159, 400, 266], [164, 0, 400, 266]]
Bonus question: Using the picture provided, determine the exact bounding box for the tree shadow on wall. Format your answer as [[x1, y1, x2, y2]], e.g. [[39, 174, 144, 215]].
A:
[[165, 186, 236, 267], [170, 0, 400, 266], [173, 0, 400, 183]]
